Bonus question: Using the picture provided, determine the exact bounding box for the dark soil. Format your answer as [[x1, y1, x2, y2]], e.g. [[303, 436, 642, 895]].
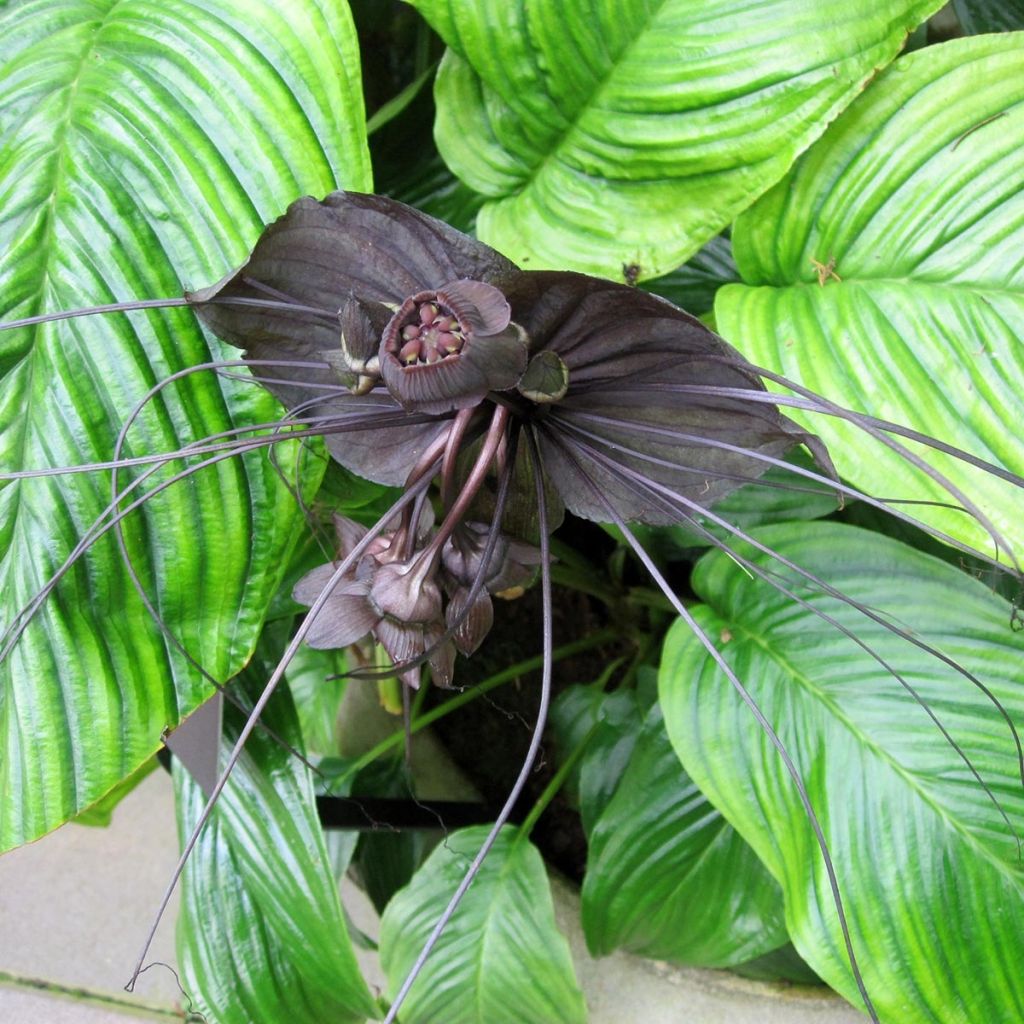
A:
[[426, 544, 629, 882]]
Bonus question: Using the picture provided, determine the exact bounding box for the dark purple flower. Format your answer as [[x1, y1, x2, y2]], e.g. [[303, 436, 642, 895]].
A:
[[187, 191, 832, 688], [189, 191, 819, 512], [186, 192, 529, 485]]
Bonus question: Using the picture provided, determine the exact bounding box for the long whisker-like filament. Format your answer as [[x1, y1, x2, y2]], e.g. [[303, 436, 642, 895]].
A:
[[578, 374, 1023, 567], [381, 425, 554, 1024], [106, 387, 329, 774], [1, 440, 273, 660], [0, 293, 341, 334], [0, 297, 191, 331], [563, 426, 1022, 852], [543, 428, 880, 1023], [553, 409, 1018, 579], [125, 476, 436, 992], [570, 370, 1024, 491], [1, 404, 440, 660], [550, 420, 1024, 800]]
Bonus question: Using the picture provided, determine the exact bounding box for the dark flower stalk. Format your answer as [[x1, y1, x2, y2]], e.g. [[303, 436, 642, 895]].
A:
[[3, 191, 1023, 1024]]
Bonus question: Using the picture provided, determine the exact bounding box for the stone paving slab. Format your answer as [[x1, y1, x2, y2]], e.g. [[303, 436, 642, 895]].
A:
[[0, 770, 183, 1016], [0, 742, 863, 1023], [0, 984, 170, 1024]]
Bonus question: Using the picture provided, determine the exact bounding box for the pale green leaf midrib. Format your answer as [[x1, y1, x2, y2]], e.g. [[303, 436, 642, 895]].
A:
[[6, 4, 121, 544], [720, 611, 1023, 888], [472, 845, 523, 1021], [24, 5, 121, 329], [462, 839, 576, 1022]]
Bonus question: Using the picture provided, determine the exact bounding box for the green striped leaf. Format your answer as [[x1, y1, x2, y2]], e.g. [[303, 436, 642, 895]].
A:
[[175, 678, 377, 1023], [659, 522, 1024, 1023], [379, 826, 586, 1024], [413, 0, 941, 279], [715, 34, 1024, 558], [0, 0, 371, 850]]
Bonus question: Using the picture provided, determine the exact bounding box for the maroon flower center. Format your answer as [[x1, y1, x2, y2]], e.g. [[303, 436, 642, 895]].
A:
[[397, 300, 466, 365]]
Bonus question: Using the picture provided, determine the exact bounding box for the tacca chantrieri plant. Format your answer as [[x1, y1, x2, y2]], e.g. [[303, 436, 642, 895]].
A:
[[3, 190, 1023, 1024], [176, 191, 1023, 1021]]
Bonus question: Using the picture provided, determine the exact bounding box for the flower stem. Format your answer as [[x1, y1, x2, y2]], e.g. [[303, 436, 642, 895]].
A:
[[417, 402, 510, 569], [517, 720, 600, 842], [327, 627, 617, 790]]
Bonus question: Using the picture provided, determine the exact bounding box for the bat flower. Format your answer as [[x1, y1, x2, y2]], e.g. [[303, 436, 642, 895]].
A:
[[190, 190, 834, 685], [292, 513, 455, 689], [189, 191, 824, 512], [441, 521, 543, 656]]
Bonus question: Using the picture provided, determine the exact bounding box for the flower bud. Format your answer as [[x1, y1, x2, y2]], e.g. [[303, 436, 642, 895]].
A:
[[369, 560, 443, 625]]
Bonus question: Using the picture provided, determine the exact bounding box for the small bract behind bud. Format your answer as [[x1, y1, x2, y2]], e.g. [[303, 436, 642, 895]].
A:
[[335, 292, 391, 394]]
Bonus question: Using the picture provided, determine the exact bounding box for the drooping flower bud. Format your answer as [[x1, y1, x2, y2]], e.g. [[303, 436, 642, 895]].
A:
[[442, 520, 543, 595], [440, 521, 543, 655], [444, 585, 494, 657], [291, 513, 454, 688], [369, 560, 443, 625], [330, 293, 393, 394]]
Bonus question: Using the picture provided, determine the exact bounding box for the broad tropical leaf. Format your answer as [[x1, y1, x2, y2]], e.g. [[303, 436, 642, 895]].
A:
[[716, 34, 1024, 557], [659, 522, 1024, 1023], [583, 702, 787, 966], [175, 678, 377, 1023], [379, 825, 586, 1024], [413, 0, 941, 279], [0, 0, 370, 849], [550, 682, 646, 833], [285, 644, 350, 757]]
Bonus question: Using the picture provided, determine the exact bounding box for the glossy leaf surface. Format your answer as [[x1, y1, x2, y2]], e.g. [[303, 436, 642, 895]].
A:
[[0, 0, 370, 850], [175, 679, 377, 1023], [285, 644, 350, 757], [414, 0, 940, 278], [550, 683, 646, 832], [717, 34, 1024, 557], [379, 825, 586, 1024], [660, 522, 1024, 1023], [583, 702, 786, 966]]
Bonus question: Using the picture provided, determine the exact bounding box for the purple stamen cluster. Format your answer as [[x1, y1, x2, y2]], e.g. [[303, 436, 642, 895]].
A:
[[398, 301, 465, 365]]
